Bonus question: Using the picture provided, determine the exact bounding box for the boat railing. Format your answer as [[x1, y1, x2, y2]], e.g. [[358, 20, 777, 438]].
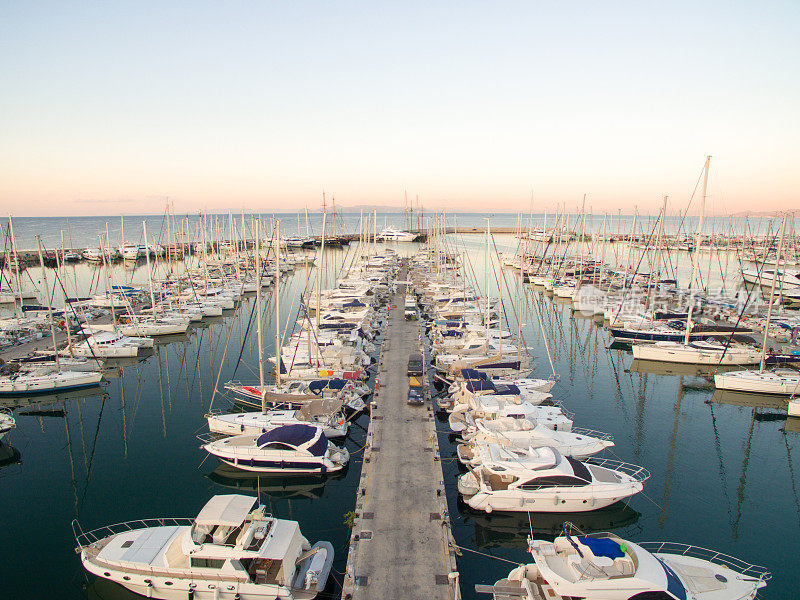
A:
[[72, 517, 194, 551], [637, 541, 772, 581], [583, 457, 651, 482], [570, 427, 614, 442]]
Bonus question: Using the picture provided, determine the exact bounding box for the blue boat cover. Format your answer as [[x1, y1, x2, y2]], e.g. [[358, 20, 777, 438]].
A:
[[466, 380, 497, 392], [342, 300, 366, 307], [308, 378, 347, 393], [578, 536, 625, 559], [256, 424, 328, 456], [460, 369, 487, 381]]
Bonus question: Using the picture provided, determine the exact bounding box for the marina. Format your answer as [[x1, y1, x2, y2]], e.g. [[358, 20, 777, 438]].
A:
[[4, 3, 798, 598], [0, 209, 799, 599]]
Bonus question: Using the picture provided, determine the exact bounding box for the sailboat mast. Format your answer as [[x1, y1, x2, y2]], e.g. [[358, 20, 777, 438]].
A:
[[759, 215, 787, 372], [274, 219, 281, 386], [8, 217, 24, 310], [59, 230, 73, 355], [317, 213, 327, 331], [684, 156, 710, 345], [36, 236, 61, 371], [255, 218, 265, 404], [143, 221, 157, 313], [100, 233, 117, 331]]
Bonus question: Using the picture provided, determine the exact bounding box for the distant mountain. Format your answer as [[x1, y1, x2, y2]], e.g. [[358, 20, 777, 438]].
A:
[[729, 210, 799, 217]]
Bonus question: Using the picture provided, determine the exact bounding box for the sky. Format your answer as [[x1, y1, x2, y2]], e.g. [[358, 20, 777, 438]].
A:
[[1, 1, 798, 217]]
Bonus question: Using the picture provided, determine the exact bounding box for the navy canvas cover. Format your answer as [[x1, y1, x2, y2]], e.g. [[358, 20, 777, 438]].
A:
[[308, 378, 347, 393], [460, 369, 488, 381], [256, 424, 328, 456], [466, 380, 497, 392]]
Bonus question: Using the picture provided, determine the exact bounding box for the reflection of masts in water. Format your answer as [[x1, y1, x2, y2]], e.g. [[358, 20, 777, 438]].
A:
[[782, 433, 800, 527], [632, 370, 648, 457], [75, 395, 89, 472], [660, 375, 686, 527], [63, 400, 79, 515], [120, 369, 128, 458], [79, 395, 107, 513], [165, 344, 172, 413], [157, 345, 166, 437], [733, 409, 756, 539], [707, 402, 735, 530]]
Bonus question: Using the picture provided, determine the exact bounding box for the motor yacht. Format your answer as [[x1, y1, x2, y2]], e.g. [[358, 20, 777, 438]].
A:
[[377, 226, 416, 242], [457, 420, 613, 462], [457, 445, 648, 513], [206, 399, 350, 439], [480, 527, 769, 600], [0, 409, 14, 440], [201, 424, 350, 475], [73, 494, 335, 600], [448, 396, 573, 432]]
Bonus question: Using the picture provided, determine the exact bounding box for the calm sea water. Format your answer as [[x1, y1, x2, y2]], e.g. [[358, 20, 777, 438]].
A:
[[0, 230, 796, 600], [1, 212, 793, 252]]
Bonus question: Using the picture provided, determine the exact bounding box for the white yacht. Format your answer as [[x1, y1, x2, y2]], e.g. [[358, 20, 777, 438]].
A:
[[377, 226, 416, 242], [206, 399, 350, 439], [0, 366, 103, 395], [742, 267, 800, 288], [73, 494, 335, 600], [201, 424, 350, 475], [457, 420, 613, 462], [448, 396, 573, 433], [0, 409, 14, 440], [481, 528, 769, 600], [632, 340, 762, 365], [714, 368, 800, 395], [457, 445, 648, 513], [70, 330, 153, 358]]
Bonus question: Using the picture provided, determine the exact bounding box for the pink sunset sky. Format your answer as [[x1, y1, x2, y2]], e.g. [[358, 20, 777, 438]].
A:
[[1, 2, 797, 217]]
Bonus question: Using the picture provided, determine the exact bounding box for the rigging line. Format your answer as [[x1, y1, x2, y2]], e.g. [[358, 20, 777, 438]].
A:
[[230, 288, 259, 378], [490, 234, 527, 355], [449, 542, 525, 565], [609, 211, 662, 327], [207, 298, 245, 412], [77, 394, 107, 516]]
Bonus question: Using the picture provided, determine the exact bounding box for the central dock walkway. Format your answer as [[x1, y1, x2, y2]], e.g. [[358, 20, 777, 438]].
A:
[[342, 264, 459, 600]]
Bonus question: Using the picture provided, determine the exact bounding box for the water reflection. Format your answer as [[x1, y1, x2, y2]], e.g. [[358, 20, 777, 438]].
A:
[[0, 384, 106, 411], [467, 502, 641, 548], [0, 441, 21, 468], [207, 464, 345, 499]]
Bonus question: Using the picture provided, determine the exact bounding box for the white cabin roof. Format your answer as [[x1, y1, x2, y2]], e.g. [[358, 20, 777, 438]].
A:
[[195, 494, 256, 527]]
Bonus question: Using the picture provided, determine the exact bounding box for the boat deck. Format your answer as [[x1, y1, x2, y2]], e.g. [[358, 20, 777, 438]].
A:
[[342, 264, 458, 600]]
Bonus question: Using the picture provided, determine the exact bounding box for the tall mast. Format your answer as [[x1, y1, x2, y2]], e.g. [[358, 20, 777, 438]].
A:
[[8, 217, 24, 310], [59, 230, 73, 355], [274, 219, 282, 386], [143, 221, 157, 314], [100, 232, 117, 331], [317, 213, 327, 331], [255, 218, 266, 406], [485, 219, 490, 345], [760, 215, 787, 372], [684, 156, 710, 345], [36, 236, 61, 371]]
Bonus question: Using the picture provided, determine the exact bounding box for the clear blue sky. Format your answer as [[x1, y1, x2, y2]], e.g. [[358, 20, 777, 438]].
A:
[[1, 1, 798, 216]]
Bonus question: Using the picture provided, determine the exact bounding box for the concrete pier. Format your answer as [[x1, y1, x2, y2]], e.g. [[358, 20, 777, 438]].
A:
[[342, 264, 459, 600]]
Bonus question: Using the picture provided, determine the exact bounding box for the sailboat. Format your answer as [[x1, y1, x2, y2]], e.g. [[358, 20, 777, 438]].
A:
[[716, 215, 800, 396], [0, 237, 104, 395]]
